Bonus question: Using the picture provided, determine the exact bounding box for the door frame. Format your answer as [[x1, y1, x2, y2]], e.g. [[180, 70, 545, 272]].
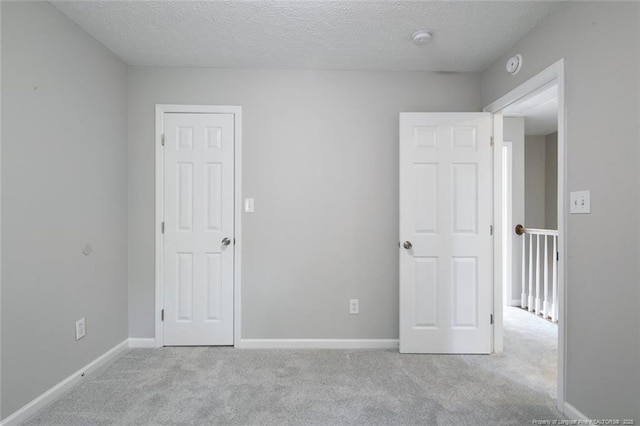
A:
[[484, 59, 566, 412], [501, 141, 513, 307], [154, 104, 243, 348]]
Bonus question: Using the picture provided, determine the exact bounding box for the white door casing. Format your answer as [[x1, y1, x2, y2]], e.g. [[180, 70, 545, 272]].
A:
[[162, 112, 235, 346], [502, 141, 513, 307], [399, 113, 493, 354], [483, 59, 566, 413]]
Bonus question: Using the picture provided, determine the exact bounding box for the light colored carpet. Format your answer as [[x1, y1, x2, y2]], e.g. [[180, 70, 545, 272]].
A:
[[24, 307, 562, 425]]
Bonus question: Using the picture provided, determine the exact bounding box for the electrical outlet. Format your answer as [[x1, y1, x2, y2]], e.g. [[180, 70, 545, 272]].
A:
[[349, 299, 359, 315], [75, 318, 86, 341]]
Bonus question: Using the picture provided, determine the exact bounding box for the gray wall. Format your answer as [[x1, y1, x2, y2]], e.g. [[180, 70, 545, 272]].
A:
[[482, 2, 640, 419], [503, 117, 525, 305], [524, 135, 546, 229], [128, 67, 481, 339], [545, 132, 558, 230], [1, 1, 128, 418], [524, 133, 558, 230], [0, 1, 3, 418]]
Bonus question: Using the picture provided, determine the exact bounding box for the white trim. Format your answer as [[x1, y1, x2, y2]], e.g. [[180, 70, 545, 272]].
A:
[[484, 59, 567, 414], [520, 227, 558, 236], [492, 113, 504, 353], [502, 141, 513, 308], [556, 59, 568, 417], [128, 338, 156, 348], [0, 2, 4, 417], [484, 66, 561, 113], [232, 108, 243, 349], [236, 339, 399, 350], [155, 105, 242, 348], [0, 339, 128, 426], [563, 402, 588, 420], [509, 299, 521, 306], [154, 106, 163, 348]]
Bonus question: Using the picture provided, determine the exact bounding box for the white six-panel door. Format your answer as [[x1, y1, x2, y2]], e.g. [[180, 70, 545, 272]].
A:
[[162, 113, 234, 346], [399, 113, 493, 354]]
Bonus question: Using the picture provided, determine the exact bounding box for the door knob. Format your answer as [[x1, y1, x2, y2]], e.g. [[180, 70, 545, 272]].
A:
[[403, 241, 413, 250], [222, 237, 231, 246]]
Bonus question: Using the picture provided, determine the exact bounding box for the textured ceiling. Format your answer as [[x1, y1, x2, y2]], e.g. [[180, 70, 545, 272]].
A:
[[51, 1, 559, 72]]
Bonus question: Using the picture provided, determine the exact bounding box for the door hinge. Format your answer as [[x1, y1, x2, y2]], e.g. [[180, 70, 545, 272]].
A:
[[490, 314, 494, 325], [161, 222, 165, 234], [161, 134, 165, 146], [490, 136, 494, 147], [557, 251, 559, 261], [490, 225, 493, 236], [161, 309, 164, 321]]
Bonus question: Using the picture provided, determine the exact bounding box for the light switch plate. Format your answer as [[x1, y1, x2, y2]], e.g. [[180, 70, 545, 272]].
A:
[[244, 198, 254, 213], [570, 190, 590, 214], [349, 299, 359, 315], [76, 318, 86, 340]]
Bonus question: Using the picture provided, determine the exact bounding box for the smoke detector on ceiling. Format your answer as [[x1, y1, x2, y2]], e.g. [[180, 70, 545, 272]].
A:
[[412, 30, 433, 45], [506, 54, 523, 75]]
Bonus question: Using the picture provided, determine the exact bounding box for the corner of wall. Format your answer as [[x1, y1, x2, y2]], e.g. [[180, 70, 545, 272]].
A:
[[0, 0, 4, 419]]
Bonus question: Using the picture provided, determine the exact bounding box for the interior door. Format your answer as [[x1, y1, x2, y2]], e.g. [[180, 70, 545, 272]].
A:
[[399, 113, 493, 354], [162, 112, 234, 346]]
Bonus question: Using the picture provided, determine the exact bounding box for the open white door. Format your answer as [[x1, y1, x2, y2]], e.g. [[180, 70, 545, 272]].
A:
[[162, 112, 235, 346], [399, 113, 493, 354]]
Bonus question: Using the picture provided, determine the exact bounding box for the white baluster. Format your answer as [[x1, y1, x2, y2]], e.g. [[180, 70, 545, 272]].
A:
[[552, 235, 558, 322], [535, 234, 541, 315], [543, 235, 550, 318], [528, 233, 534, 312], [521, 233, 527, 309]]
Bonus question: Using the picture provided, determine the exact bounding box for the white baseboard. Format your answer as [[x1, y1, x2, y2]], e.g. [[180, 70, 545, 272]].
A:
[[1, 339, 128, 426], [128, 338, 156, 348], [510, 299, 522, 306], [563, 402, 588, 420], [236, 339, 399, 349]]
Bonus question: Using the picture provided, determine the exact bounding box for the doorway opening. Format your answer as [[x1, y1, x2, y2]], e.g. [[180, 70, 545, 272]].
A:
[[485, 59, 566, 413], [503, 83, 559, 321], [502, 84, 559, 401]]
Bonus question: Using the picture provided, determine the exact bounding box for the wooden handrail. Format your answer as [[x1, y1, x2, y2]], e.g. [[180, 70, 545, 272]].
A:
[[515, 224, 558, 236]]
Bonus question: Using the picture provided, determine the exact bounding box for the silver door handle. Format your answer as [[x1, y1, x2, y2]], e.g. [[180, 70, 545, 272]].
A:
[[403, 241, 413, 250], [222, 237, 231, 246]]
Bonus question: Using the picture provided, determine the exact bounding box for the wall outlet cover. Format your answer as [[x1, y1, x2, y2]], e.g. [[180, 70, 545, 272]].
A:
[[349, 299, 359, 315], [76, 318, 86, 340], [570, 190, 590, 214], [244, 198, 255, 213]]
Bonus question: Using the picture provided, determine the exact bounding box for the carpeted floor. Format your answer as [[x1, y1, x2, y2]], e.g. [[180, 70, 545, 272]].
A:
[[24, 307, 562, 425]]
